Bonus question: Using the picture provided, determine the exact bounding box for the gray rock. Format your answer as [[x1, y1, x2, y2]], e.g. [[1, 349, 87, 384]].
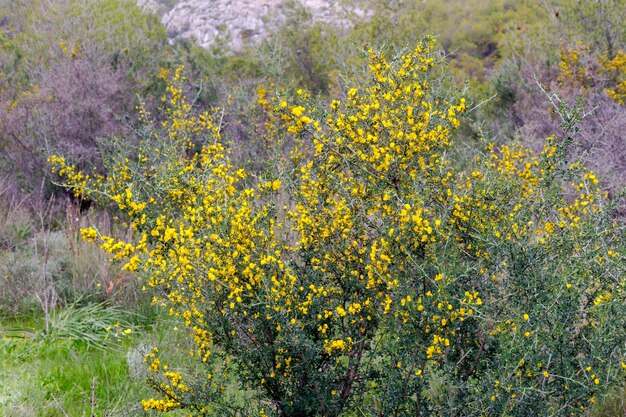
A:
[[136, 0, 371, 52]]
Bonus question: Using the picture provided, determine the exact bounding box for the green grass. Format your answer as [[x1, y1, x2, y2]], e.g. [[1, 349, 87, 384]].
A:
[[594, 386, 626, 417], [0, 308, 187, 417]]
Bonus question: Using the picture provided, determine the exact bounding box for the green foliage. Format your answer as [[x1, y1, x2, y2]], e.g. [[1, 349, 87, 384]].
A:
[[0, 310, 186, 417], [1, 0, 167, 85], [41, 302, 132, 350], [255, 0, 550, 95], [554, 0, 626, 59]]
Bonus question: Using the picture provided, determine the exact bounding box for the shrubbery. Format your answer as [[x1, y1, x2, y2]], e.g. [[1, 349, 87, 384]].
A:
[[0, 0, 171, 195], [52, 39, 626, 416]]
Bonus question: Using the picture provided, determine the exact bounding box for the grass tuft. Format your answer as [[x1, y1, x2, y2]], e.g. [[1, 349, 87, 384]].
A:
[[42, 301, 134, 350]]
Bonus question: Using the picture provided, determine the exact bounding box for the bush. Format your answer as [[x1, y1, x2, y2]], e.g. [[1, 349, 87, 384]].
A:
[[0, 0, 170, 194], [51, 39, 626, 416]]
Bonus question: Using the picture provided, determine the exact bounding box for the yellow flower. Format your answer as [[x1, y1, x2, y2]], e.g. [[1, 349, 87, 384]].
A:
[[291, 106, 305, 117], [80, 227, 98, 243]]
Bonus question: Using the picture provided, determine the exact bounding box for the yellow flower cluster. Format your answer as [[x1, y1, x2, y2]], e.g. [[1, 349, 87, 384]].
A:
[[324, 337, 352, 355], [558, 42, 593, 89], [602, 49, 626, 104], [141, 397, 180, 412]]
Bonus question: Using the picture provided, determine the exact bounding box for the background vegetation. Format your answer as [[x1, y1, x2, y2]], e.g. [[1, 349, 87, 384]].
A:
[[1, 0, 625, 416]]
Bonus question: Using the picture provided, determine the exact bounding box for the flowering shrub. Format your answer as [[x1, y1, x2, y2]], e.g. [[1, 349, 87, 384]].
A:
[[602, 49, 626, 105], [50, 39, 626, 416], [558, 42, 626, 106]]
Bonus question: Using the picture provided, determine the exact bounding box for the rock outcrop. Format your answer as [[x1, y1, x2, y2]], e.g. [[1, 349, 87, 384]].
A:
[[137, 0, 369, 51]]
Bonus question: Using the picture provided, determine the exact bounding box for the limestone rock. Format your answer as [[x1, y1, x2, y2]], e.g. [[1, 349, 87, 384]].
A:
[[136, 0, 370, 52]]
